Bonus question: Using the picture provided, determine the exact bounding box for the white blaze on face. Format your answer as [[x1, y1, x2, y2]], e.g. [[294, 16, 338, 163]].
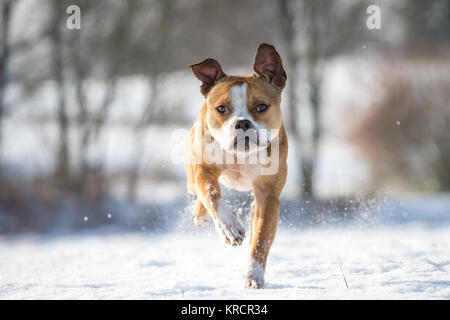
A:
[[224, 83, 253, 151], [230, 83, 249, 119], [230, 83, 265, 133], [229, 83, 263, 149], [229, 83, 274, 152], [209, 83, 250, 151]]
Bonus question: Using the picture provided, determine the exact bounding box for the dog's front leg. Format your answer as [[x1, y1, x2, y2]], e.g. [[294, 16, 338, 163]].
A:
[[194, 166, 245, 246], [245, 192, 280, 289]]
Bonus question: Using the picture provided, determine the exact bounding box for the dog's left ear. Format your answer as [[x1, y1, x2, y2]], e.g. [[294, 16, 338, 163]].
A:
[[253, 43, 287, 91], [189, 58, 227, 97]]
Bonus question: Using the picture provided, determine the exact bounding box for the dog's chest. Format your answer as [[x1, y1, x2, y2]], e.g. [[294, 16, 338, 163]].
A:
[[218, 164, 258, 192]]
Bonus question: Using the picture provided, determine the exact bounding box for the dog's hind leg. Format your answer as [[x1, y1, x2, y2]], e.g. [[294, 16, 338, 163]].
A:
[[193, 198, 209, 227]]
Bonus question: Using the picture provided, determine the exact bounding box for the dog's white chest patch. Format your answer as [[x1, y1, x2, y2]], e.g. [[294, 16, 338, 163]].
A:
[[219, 169, 253, 191]]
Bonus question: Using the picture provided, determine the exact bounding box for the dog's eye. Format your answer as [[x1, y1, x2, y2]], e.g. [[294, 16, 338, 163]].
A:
[[216, 105, 228, 114], [255, 103, 269, 113]]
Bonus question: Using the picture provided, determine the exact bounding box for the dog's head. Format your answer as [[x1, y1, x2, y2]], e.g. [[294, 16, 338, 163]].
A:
[[190, 43, 286, 153]]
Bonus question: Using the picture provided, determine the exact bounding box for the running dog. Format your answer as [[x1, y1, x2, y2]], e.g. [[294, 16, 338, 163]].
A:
[[185, 43, 288, 289]]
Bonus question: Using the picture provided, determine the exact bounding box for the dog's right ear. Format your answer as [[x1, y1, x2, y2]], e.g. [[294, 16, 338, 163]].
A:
[[253, 43, 287, 91], [189, 58, 227, 97]]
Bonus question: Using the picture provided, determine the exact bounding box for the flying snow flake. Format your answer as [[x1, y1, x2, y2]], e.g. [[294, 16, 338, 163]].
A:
[[107, 213, 112, 219], [396, 121, 401, 125], [84, 216, 88, 222]]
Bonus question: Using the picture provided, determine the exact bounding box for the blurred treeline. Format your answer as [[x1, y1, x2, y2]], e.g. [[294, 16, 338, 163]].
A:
[[0, 0, 449, 233]]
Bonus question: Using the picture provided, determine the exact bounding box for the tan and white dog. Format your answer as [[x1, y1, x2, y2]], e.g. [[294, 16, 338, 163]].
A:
[[185, 43, 288, 289]]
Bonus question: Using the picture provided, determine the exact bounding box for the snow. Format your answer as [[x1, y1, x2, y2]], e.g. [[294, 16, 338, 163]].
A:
[[1, 199, 449, 299]]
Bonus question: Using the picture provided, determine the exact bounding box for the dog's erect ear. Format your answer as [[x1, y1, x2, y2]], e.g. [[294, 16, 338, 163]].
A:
[[253, 43, 287, 91], [189, 58, 227, 97]]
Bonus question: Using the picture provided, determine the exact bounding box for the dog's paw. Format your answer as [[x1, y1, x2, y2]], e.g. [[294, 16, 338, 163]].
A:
[[215, 219, 245, 246], [193, 214, 209, 227], [244, 258, 265, 289], [244, 275, 264, 289], [214, 201, 245, 246]]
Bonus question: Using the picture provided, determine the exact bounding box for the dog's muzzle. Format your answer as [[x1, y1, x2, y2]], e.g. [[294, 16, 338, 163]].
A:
[[233, 128, 259, 152]]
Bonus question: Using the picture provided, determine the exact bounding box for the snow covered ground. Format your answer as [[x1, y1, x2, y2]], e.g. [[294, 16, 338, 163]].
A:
[[1, 196, 449, 299]]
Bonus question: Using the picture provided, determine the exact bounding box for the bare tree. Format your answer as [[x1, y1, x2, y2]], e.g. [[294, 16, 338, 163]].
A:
[[126, 0, 175, 201], [49, 0, 70, 186], [46, 0, 177, 200], [66, 1, 126, 195], [300, 0, 324, 199], [278, 0, 303, 195], [0, 0, 13, 157], [279, 0, 368, 199], [278, 0, 324, 199]]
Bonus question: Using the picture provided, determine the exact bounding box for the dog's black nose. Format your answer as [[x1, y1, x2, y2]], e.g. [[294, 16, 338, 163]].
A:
[[234, 119, 253, 132]]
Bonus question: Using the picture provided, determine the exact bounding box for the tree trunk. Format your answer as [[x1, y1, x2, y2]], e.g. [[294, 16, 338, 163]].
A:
[[50, 0, 70, 187], [127, 78, 158, 202], [278, 0, 303, 197], [301, 0, 322, 199], [0, 0, 12, 159]]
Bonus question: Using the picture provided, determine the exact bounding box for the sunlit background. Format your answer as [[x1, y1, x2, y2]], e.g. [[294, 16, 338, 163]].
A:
[[0, 0, 449, 232], [1, 0, 450, 300]]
